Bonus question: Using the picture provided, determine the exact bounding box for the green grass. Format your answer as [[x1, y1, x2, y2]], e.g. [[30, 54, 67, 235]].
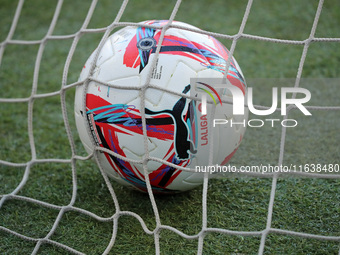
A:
[[1, 0, 340, 254]]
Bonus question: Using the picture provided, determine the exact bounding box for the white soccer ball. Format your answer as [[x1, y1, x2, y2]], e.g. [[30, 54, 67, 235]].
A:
[[74, 20, 248, 194]]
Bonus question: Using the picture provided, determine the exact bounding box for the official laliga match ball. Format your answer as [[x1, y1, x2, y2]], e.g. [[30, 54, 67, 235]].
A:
[[74, 20, 248, 193]]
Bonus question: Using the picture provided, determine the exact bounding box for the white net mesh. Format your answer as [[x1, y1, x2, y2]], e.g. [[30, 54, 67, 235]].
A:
[[0, 0, 339, 254]]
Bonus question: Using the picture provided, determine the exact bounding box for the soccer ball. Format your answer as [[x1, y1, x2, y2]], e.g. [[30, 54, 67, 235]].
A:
[[74, 20, 248, 194]]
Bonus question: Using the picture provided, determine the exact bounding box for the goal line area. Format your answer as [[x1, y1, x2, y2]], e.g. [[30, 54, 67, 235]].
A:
[[0, 0, 339, 254]]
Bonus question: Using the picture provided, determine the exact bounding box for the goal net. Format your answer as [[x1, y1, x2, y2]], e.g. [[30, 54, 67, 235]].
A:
[[0, 0, 339, 254]]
